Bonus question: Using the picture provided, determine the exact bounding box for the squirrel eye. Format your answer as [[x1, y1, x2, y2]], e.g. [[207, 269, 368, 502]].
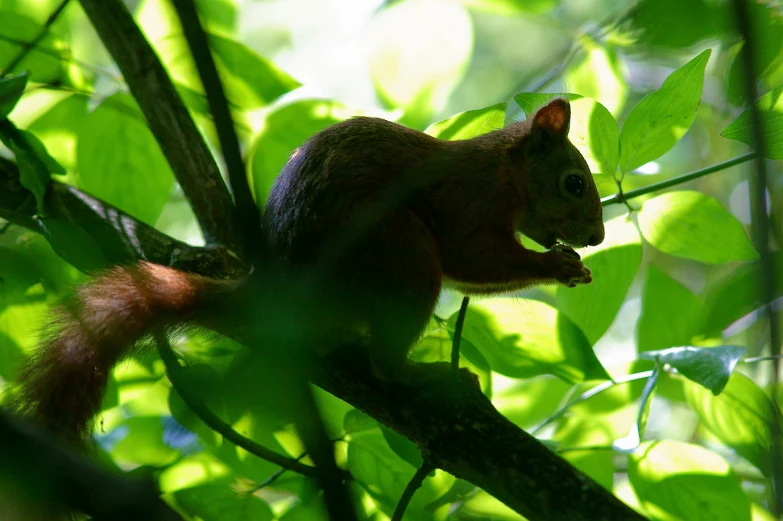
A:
[[564, 174, 584, 196]]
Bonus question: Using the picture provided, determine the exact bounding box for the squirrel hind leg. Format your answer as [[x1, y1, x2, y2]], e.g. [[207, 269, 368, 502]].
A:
[[349, 212, 442, 382]]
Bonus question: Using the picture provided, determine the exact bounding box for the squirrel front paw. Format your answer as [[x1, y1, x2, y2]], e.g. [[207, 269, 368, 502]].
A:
[[545, 245, 592, 287]]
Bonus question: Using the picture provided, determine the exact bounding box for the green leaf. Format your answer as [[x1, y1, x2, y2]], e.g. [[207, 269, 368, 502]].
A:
[[368, 0, 472, 128], [171, 484, 274, 521], [0, 12, 65, 83], [684, 372, 782, 477], [0, 72, 28, 119], [448, 298, 609, 383], [515, 93, 619, 175], [76, 93, 174, 226], [638, 265, 704, 353], [39, 219, 109, 273], [249, 100, 354, 204], [722, 83, 783, 159], [425, 102, 506, 140], [619, 49, 710, 173], [28, 93, 90, 171], [380, 425, 423, 469], [557, 216, 641, 345], [629, 440, 751, 521], [641, 346, 746, 395], [493, 376, 572, 430], [638, 191, 759, 264], [208, 34, 301, 109]]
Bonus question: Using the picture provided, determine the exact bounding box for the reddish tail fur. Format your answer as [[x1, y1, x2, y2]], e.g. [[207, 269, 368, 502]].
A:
[[11, 262, 233, 443]]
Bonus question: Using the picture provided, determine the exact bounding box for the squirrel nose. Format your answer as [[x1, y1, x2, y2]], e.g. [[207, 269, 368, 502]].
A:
[[587, 226, 605, 246]]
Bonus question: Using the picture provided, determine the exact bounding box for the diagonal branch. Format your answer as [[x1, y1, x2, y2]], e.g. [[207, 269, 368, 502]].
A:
[[77, 0, 242, 252]]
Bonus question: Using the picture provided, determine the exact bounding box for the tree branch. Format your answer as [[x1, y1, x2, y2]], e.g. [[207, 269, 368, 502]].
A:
[[76, 0, 242, 252]]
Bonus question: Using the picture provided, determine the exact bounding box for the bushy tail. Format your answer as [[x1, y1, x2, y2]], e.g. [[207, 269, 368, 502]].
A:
[[11, 261, 235, 443]]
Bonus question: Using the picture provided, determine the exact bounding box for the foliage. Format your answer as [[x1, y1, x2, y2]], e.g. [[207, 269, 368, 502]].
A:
[[0, 0, 782, 520]]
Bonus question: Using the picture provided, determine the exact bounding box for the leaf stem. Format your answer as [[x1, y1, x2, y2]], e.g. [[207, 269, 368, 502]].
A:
[[601, 152, 757, 207]]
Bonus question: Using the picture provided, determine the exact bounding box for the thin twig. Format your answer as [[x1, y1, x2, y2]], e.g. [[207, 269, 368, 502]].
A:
[[451, 296, 470, 379], [391, 463, 434, 521], [731, 0, 783, 513], [0, 0, 71, 79], [153, 331, 319, 478], [170, 0, 261, 260], [601, 152, 756, 207]]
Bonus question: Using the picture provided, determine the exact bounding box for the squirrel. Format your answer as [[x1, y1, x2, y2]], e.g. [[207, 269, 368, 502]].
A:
[[10, 97, 603, 444]]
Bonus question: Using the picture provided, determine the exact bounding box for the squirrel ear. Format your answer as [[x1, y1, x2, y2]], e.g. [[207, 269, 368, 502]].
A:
[[531, 98, 571, 140]]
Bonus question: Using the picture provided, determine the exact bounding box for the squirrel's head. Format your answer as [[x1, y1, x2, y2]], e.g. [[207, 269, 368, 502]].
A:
[[509, 98, 605, 249]]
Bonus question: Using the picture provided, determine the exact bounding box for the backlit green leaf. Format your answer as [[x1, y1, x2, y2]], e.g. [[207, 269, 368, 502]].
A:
[[638, 191, 758, 263], [209, 34, 301, 109], [619, 49, 710, 173], [557, 215, 641, 345], [684, 372, 781, 477], [722, 83, 783, 159], [448, 298, 609, 383], [77, 94, 174, 226], [629, 440, 751, 521], [425, 102, 506, 140]]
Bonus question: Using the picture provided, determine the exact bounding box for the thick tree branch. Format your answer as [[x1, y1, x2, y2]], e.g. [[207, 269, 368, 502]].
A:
[[0, 161, 647, 521], [76, 0, 242, 252]]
